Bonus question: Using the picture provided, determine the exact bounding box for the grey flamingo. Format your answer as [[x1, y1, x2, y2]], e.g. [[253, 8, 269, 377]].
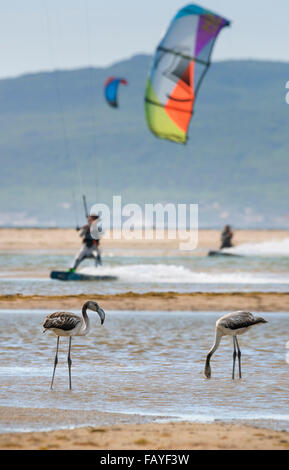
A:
[[204, 311, 267, 379], [42, 300, 105, 390]]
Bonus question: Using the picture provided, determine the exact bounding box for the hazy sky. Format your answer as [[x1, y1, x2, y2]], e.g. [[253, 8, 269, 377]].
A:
[[1, 0, 288, 78]]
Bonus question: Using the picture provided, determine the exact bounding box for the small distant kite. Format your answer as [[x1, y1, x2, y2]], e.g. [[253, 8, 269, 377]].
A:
[[104, 77, 128, 108], [145, 4, 230, 144]]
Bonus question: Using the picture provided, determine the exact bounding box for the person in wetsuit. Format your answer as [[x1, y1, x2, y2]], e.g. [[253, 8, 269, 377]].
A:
[[69, 214, 102, 272], [220, 225, 234, 250]]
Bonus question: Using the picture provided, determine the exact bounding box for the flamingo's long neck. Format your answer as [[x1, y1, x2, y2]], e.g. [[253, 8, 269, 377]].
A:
[[206, 329, 222, 365], [80, 304, 90, 336]]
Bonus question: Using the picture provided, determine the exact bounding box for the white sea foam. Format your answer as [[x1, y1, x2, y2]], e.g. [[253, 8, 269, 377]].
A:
[[223, 238, 289, 257], [80, 264, 289, 285]]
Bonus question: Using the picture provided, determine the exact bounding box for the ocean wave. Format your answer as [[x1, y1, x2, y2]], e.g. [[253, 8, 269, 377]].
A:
[[223, 238, 289, 257], [79, 264, 289, 285]]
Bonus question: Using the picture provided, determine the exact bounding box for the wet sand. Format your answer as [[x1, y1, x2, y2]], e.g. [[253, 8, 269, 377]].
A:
[[0, 416, 289, 450], [0, 291, 289, 312]]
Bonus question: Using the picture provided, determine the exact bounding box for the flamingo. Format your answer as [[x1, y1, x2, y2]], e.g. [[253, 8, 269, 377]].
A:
[[42, 300, 105, 390], [204, 311, 267, 379]]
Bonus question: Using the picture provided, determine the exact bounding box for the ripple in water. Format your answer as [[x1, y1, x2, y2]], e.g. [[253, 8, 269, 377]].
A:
[[0, 310, 289, 432]]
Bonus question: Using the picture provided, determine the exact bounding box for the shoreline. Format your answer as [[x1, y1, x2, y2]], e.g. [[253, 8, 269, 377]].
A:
[[1, 291, 289, 312], [0, 418, 289, 449]]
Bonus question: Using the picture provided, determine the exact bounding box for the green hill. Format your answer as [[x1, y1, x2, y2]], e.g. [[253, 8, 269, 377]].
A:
[[0, 55, 288, 227]]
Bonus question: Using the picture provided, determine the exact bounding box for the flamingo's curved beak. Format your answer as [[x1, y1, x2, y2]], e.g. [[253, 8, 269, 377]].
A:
[[96, 306, 105, 325], [204, 362, 211, 379]]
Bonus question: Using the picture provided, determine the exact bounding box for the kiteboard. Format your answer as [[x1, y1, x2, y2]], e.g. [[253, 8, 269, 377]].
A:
[[50, 271, 118, 281], [208, 251, 242, 258]]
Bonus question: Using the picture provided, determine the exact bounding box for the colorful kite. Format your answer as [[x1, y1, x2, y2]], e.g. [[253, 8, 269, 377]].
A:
[[145, 4, 230, 143], [104, 77, 128, 108]]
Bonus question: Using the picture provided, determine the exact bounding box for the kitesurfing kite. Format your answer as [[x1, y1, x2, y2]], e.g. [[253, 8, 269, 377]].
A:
[[145, 4, 230, 144], [104, 77, 128, 108]]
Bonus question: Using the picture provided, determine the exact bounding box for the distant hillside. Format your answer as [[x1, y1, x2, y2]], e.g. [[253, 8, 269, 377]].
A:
[[0, 55, 288, 227]]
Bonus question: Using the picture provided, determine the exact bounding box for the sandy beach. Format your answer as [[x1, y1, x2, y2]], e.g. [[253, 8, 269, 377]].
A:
[[0, 418, 289, 450], [1, 291, 289, 312], [1, 227, 288, 253]]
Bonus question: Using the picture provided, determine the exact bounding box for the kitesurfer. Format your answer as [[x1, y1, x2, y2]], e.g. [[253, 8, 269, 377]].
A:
[[220, 225, 234, 249], [69, 212, 102, 272]]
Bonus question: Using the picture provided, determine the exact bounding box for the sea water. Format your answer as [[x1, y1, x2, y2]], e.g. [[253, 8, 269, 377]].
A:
[[1, 243, 289, 295], [0, 310, 288, 433]]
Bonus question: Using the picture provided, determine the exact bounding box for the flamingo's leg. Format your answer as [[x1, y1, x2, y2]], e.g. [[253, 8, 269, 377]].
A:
[[50, 336, 59, 390], [232, 336, 237, 380], [67, 337, 72, 390], [235, 336, 242, 379]]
